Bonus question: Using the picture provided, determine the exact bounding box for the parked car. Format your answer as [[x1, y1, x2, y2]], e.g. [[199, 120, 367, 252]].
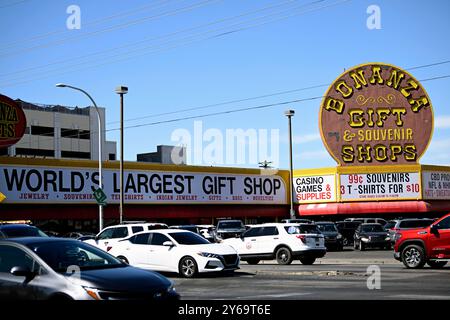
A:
[[169, 225, 201, 234], [62, 232, 96, 239], [223, 223, 326, 265], [83, 223, 168, 251], [315, 222, 343, 251], [0, 237, 179, 300], [383, 220, 400, 232], [345, 218, 387, 226], [109, 229, 239, 278], [0, 224, 48, 239], [196, 225, 216, 242], [281, 219, 313, 224], [215, 220, 246, 241], [353, 223, 391, 251], [394, 213, 450, 269], [388, 219, 434, 243], [336, 221, 361, 246]]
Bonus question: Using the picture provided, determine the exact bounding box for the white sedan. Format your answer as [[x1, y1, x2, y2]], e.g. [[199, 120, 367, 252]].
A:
[[108, 229, 239, 278]]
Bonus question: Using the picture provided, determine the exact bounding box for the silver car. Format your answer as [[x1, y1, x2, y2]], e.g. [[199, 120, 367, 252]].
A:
[[0, 237, 179, 300]]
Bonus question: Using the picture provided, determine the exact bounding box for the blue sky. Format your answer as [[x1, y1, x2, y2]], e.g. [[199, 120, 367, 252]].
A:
[[1, 0, 449, 169]]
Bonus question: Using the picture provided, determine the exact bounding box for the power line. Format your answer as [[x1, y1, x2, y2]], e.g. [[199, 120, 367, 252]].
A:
[[106, 59, 450, 125], [0, 0, 347, 87], [0, 0, 300, 78], [1, 0, 174, 48], [0, 0, 220, 57], [5, 72, 450, 145]]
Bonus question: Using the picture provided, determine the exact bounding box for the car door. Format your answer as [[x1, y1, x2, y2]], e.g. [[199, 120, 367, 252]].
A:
[[94, 227, 115, 249], [428, 216, 450, 258], [0, 244, 46, 300], [239, 227, 264, 255], [256, 227, 279, 254], [125, 233, 152, 267], [147, 232, 174, 271]]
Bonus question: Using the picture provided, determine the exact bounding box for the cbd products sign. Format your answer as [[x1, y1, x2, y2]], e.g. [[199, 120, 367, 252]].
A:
[[0, 94, 26, 149], [319, 63, 433, 166]]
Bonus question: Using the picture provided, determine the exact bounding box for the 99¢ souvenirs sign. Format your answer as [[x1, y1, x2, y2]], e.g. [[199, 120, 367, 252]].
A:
[[0, 165, 287, 204], [340, 172, 420, 201], [319, 63, 433, 166]]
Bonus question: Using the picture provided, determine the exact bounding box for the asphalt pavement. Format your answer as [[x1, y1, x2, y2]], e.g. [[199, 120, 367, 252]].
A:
[[167, 248, 450, 300]]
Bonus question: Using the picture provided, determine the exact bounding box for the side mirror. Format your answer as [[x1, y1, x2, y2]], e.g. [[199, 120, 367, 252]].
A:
[[430, 225, 438, 234], [10, 266, 36, 282], [163, 241, 174, 247]]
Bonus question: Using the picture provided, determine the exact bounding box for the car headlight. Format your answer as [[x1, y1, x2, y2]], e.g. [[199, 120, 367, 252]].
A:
[[197, 252, 220, 259], [83, 287, 101, 300], [337, 234, 342, 239], [361, 237, 369, 242], [385, 236, 391, 241]]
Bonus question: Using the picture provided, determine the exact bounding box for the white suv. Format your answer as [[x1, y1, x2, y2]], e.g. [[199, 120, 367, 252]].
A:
[[83, 223, 168, 252], [223, 223, 326, 265]]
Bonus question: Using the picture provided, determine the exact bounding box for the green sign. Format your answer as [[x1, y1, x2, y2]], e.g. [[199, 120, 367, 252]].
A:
[[93, 188, 107, 206]]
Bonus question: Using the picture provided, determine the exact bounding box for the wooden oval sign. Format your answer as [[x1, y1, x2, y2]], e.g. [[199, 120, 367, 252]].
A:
[[0, 94, 26, 149], [319, 63, 433, 166]]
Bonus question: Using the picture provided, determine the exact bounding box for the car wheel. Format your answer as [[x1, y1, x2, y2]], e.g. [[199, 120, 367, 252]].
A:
[[246, 259, 260, 265], [299, 257, 316, 265], [401, 245, 426, 269], [275, 247, 293, 265], [179, 256, 198, 278], [359, 241, 365, 251], [117, 256, 129, 264], [427, 260, 447, 269]]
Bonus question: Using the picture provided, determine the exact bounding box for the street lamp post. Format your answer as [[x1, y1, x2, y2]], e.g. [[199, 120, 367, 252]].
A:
[[284, 109, 296, 220], [115, 86, 128, 224], [56, 83, 104, 232]]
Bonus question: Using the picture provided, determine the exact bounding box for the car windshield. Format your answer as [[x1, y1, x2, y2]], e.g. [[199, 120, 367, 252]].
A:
[[317, 224, 337, 232], [28, 241, 124, 272], [1, 226, 48, 238], [169, 232, 210, 245], [361, 225, 384, 232], [285, 225, 320, 234], [218, 221, 243, 229]]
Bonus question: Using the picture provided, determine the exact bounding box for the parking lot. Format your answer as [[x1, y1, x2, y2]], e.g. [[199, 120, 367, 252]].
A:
[[168, 249, 450, 300]]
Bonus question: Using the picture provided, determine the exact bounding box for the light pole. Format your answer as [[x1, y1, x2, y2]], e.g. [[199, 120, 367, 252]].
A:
[[115, 86, 128, 224], [56, 83, 104, 232], [284, 109, 296, 219]]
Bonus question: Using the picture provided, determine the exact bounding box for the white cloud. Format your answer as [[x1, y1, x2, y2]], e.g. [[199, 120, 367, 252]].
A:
[[292, 133, 321, 144], [435, 116, 450, 129]]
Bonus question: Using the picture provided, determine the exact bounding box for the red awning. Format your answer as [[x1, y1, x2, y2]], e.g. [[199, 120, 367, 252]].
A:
[[298, 201, 450, 216]]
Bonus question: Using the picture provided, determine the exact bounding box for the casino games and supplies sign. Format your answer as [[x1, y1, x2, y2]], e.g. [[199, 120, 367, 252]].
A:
[[319, 63, 433, 166]]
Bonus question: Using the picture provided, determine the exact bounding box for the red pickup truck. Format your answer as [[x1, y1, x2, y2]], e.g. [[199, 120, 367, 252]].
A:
[[394, 213, 450, 268]]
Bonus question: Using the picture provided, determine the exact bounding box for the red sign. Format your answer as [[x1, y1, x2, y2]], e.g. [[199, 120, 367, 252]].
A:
[[0, 94, 26, 149]]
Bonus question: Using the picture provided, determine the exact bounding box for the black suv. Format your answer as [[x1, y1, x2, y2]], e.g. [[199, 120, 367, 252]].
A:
[[316, 222, 343, 251], [353, 223, 391, 251], [215, 220, 246, 241]]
